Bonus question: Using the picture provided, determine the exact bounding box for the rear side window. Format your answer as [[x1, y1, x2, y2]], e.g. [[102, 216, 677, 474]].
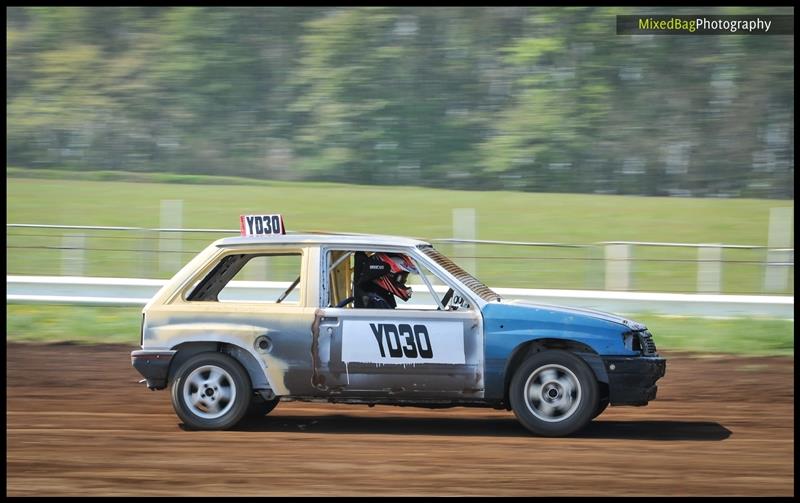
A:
[[187, 252, 302, 304]]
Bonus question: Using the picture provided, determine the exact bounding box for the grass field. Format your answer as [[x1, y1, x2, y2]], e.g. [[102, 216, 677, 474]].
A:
[[6, 169, 794, 293], [6, 169, 794, 355], [5, 304, 793, 356]]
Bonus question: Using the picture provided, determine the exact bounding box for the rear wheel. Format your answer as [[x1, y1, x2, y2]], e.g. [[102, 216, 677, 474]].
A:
[[170, 352, 252, 430], [509, 350, 598, 436]]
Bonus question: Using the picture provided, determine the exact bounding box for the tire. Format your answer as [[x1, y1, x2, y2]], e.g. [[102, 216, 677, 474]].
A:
[[592, 383, 610, 420], [592, 399, 609, 420], [246, 394, 280, 417], [170, 352, 252, 430], [509, 350, 599, 437]]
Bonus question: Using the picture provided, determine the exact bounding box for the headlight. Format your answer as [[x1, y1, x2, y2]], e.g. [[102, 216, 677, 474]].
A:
[[623, 330, 658, 355], [622, 331, 636, 351]]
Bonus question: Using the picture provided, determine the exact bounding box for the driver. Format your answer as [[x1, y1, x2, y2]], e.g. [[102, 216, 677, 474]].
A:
[[353, 252, 418, 309]]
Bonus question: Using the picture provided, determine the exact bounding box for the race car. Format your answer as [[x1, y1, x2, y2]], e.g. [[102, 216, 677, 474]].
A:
[[132, 214, 666, 436]]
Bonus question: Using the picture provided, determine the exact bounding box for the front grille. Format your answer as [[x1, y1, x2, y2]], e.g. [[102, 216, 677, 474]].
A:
[[638, 331, 658, 355]]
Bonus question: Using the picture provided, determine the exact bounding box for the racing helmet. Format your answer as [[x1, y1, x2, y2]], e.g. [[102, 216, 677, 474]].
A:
[[372, 253, 418, 301]]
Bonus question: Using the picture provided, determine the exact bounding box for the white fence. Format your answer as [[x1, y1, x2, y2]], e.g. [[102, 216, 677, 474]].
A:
[[6, 275, 794, 319], [7, 223, 795, 295], [6, 216, 794, 319]]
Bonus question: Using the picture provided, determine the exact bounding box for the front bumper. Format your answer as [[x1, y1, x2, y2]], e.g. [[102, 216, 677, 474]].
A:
[[601, 356, 666, 406], [131, 350, 176, 390]]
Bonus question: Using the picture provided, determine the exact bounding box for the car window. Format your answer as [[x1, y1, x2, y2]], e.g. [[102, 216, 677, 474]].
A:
[[187, 252, 302, 304], [405, 260, 472, 311], [325, 249, 471, 311]]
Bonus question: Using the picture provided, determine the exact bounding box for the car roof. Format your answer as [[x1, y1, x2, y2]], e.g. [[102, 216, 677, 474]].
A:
[[214, 232, 431, 249]]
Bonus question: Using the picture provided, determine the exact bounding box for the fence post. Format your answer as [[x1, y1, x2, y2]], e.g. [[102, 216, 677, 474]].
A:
[[605, 244, 630, 291], [159, 200, 183, 274], [764, 207, 793, 293], [697, 245, 722, 294], [452, 208, 477, 276], [137, 229, 154, 278], [61, 234, 86, 276]]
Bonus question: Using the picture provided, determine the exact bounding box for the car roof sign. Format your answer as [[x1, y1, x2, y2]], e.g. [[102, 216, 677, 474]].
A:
[[240, 214, 286, 236]]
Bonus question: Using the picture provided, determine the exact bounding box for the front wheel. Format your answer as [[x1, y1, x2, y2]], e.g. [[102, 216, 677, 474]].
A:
[[592, 398, 610, 420], [170, 352, 252, 430], [509, 350, 598, 437]]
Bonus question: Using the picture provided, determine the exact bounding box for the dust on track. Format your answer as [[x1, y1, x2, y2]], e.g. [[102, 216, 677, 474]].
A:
[[5, 342, 794, 496]]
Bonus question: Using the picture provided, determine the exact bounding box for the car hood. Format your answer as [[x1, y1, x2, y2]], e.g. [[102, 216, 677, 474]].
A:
[[496, 298, 647, 331]]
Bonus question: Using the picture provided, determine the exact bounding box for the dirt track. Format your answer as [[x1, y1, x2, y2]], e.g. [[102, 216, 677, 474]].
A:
[[5, 342, 794, 496]]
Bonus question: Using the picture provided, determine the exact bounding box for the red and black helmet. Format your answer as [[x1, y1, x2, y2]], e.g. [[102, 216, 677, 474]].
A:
[[372, 253, 418, 301]]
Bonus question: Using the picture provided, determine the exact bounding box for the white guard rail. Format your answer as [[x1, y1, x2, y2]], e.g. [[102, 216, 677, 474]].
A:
[[6, 276, 794, 319]]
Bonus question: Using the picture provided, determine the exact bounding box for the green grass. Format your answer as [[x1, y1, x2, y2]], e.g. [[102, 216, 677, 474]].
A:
[[630, 313, 793, 356], [5, 305, 793, 356], [6, 170, 793, 294], [6, 305, 143, 346]]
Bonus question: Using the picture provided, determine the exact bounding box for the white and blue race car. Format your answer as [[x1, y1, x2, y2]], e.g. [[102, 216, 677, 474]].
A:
[[132, 215, 666, 436]]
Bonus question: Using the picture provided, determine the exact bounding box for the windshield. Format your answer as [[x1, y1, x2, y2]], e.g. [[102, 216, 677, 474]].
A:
[[418, 245, 501, 303]]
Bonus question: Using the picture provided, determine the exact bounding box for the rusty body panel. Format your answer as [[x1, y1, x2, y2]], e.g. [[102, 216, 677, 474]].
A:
[[312, 307, 484, 399], [145, 305, 318, 396]]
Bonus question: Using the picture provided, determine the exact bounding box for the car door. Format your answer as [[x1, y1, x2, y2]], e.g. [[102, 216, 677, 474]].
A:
[[312, 247, 484, 400]]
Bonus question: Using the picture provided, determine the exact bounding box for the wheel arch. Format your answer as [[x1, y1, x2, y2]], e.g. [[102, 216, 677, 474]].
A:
[[167, 340, 271, 391], [502, 338, 609, 409]]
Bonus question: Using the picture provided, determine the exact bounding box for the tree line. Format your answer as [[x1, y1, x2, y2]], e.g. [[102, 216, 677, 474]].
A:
[[6, 7, 794, 198]]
